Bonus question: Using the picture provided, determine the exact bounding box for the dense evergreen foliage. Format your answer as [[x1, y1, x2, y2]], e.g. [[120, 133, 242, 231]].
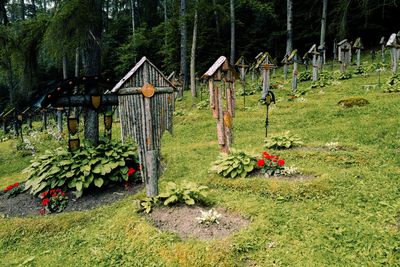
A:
[[0, 0, 399, 110]]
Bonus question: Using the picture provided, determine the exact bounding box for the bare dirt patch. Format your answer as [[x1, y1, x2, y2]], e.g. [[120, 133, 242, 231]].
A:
[[0, 183, 142, 218], [146, 206, 249, 240]]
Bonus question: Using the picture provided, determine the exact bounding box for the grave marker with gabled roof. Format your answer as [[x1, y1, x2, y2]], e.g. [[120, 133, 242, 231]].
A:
[[112, 56, 176, 197]]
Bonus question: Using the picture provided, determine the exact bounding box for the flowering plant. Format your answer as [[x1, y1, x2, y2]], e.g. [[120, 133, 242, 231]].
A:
[[39, 189, 68, 213], [257, 151, 285, 177], [3, 182, 23, 198]]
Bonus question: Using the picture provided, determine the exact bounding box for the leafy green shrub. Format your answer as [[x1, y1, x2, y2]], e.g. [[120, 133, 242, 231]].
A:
[[337, 70, 352, 80], [311, 70, 334, 88], [158, 181, 208, 206], [298, 70, 311, 81], [354, 65, 367, 75], [196, 100, 209, 109], [264, 132, 303, 149], [210, 149, 257, 178], [23, 140, 139, 197], [137, 181, 208, 213], [15, 138, 36, 157], [383, 74, 400, 93]]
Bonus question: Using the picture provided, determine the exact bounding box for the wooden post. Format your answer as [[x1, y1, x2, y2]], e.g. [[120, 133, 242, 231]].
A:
[[261, 57, 270, 100], [333, 40, 337, 61], [380, 37, 385, 63], [27, 113, 32, 129], [145, 150, 158, 197], [356, 49, 361, 67], [391, 48, 398, 73], [57, 108, 63, 138], [291, 54, 298, 93], [1, 120, 6, 133], [312, 54, 318, 81], [283, 55, 289, 80]]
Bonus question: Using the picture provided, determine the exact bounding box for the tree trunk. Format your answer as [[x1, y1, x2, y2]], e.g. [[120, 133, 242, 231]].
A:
[[82, 0, 102, 146], [179, 0, 187, 98], [43, 0, 46, 12], [339, 0, 352, 39], [190, 2, 198, 98], [0, 0, 8, 25], [286, 0, 293, 55], [130, 0, 135, 40], [320, 0, 327, 63], [31, 0, 36, 16], [212, 0, 220, 42], [163, 0, 167, 47], [20, 0, 25, 20], [230, 0, 235, 65]]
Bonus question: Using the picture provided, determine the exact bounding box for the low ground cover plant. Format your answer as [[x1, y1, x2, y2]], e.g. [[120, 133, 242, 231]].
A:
[[196, 209, 222, 225], [210, 149, 257, 178], [24, 140, 139, 197]]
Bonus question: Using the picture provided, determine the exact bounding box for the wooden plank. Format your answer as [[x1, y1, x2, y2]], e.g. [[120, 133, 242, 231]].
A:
[[145, 150, 159, 197]]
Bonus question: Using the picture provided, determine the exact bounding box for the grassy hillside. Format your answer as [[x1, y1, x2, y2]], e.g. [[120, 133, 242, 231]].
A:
[[1, 67, 399, 266]]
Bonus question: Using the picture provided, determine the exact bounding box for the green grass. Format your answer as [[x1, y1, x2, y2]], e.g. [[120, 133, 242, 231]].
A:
[[1, 67, 400, 266]]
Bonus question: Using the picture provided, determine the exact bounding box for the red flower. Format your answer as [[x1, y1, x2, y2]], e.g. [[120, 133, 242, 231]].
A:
[[128, 168, 136, 175], [263, 152, 270, 158], [257, 159, 265, 167], [42, 198, 50, 206], [5, 185, 13, 191], [14, 182, 19, 187], [278, 159, 285, 166], [50, 189, 56, 194], [56, 189, 62, 193], [61, 192, 65, 197], [52, 193, 57, 197]]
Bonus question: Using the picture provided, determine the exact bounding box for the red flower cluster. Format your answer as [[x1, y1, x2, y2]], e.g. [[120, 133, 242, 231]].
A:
[[127, 167, 136, 176], [4, 182, 19, 192], [257, 151, 285, 176], [40, 189, 65, 207]]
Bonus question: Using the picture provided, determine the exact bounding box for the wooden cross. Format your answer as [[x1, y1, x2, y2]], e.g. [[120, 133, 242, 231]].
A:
[[380, 37, 386, 63], [235, 56, 249, 107], [256, 52, 275, 101], [338, 39, 352, 73], [203, 56, 236, 154], [353, 37, 364, 67], [288, 49, 299, 94], [41, 76, 118, 147], [386, 33, 400, 74], [304, 44, 319, 82], [111, 57, 176, 197]]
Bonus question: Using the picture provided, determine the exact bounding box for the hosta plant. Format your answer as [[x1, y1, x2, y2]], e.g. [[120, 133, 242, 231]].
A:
[[39, 189, 68, 213], [158, 181, 208, 206], [298, 70, 311, 81], [211, 149, 257, 178], [23, 140, 139, 197], [264, 132, 303, 149], [196, 209, 222, 225], [257, 151, 285, 177], [137, 181, 208, 213]]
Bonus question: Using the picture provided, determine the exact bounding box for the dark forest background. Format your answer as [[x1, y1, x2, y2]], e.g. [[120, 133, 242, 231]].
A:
[[0, 0, 399, 110]]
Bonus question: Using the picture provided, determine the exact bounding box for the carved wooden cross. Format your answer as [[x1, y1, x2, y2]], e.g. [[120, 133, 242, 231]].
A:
[[111, 57, 176, 197], [203, 56, 236, 154]]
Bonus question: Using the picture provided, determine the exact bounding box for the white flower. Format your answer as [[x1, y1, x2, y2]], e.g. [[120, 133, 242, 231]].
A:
[[196, 209, 222, 225]]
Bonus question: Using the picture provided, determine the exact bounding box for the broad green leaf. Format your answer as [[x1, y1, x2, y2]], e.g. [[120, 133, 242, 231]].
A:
[[94, 178, 104, 188], [76, 181, 83, 191]]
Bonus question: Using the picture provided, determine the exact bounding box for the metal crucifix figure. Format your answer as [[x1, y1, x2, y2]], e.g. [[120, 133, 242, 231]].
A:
[[261, 90, 275, 138]]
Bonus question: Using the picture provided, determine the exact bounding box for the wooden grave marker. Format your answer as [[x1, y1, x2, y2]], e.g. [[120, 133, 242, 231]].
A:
[[386, 33, 400, 74], [111, 56, 176, 197], [235, 56, 249, 107], [338, 39, 352, 73], [203, 56, 236, 154], [353, 37, 364, 67], [304, 44, 319, 82], [380, 37, 386, 63], [255, 52, 275, 100], [288, 49, 299, 94]]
